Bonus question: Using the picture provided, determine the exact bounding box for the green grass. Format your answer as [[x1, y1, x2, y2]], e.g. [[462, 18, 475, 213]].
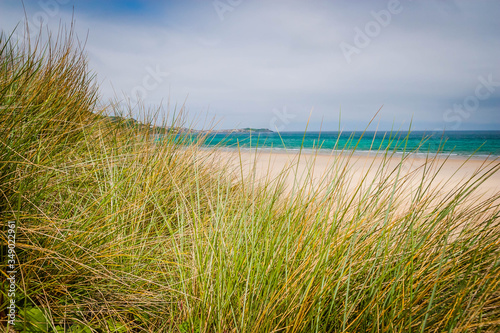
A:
[[1, 26, 500, 332]]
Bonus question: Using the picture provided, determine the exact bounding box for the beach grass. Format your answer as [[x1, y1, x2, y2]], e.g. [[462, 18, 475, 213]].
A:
[[1, 27, 500, 332]]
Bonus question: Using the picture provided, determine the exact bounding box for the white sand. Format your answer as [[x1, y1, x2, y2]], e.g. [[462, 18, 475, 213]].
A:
[[215, 149, 500, 201]]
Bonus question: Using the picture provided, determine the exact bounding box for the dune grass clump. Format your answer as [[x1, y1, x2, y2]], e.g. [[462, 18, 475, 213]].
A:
[[1, 26, 500, 332]]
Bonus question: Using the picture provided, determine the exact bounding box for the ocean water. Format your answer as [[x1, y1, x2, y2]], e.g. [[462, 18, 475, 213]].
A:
[[195, 131, 500, 157]]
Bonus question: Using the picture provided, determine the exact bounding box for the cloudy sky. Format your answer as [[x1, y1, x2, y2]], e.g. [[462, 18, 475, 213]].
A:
[[1, 0, 499, 131]]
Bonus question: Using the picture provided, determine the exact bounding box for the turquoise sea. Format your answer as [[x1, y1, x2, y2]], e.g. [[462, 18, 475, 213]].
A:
[[197, 131, 500, 157]]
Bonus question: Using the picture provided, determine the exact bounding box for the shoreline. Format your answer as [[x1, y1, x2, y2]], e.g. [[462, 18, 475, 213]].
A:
[[203, 146, 500, 161]]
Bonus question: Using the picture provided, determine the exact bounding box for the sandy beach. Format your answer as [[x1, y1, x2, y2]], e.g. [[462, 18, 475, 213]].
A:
[[215, 149, 500, 201]]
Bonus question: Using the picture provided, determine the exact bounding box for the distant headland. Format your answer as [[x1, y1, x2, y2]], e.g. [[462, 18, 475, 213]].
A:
[[103, 115, 273, 134]]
